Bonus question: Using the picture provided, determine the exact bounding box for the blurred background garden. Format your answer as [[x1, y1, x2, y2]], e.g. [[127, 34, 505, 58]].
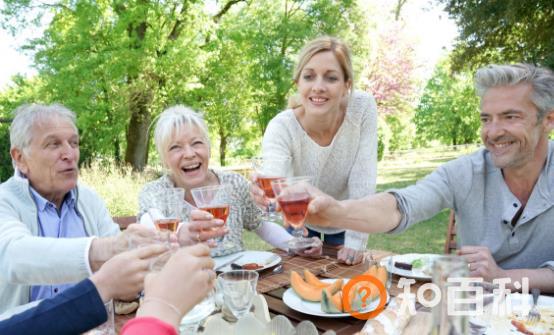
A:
[[1, 0, 553, 253]]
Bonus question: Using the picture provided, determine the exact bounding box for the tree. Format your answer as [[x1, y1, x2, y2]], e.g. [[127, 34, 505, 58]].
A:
[[0, 75, 47, 180], [358, 5, 419, 153], [438, 0, 554, 70], [236, 0, 367, 136], [1, 0, 245, 170], [2, 0, 369, 168], [414, 60, 480, 146]]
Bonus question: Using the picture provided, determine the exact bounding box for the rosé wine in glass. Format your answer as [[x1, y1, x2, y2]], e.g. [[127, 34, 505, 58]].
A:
[[191, 184, 231, 242], [271, 176, 314, 249], [251, 157, 290, 221]]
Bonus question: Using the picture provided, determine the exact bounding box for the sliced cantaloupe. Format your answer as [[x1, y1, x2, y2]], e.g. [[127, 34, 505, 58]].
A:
[[322, 288, 343, 313], [304, 269, 330, 288], [321, 278, 344, 313], [290, 271, 323, 302], [376, 266, 388, 286]]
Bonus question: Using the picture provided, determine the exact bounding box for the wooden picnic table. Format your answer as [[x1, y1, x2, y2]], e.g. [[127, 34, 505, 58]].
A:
[[115, 245, 432, 334]]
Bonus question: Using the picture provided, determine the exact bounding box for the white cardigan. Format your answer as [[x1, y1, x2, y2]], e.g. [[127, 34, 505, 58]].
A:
[[0, 173, 120, 315]]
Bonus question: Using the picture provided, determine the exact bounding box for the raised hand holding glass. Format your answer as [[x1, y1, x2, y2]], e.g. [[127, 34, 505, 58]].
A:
[[251, 156, 290, 221], [271, 176, 314, 250], [191, 184, 231, 243]]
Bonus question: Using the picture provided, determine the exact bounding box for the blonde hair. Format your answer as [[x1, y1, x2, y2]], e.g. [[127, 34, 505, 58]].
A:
[[153, 105, 210, 165], [288, 36, 353, 109]]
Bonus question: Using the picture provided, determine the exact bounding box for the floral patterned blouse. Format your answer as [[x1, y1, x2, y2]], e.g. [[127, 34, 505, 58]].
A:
[[138, 170, 262, 257]]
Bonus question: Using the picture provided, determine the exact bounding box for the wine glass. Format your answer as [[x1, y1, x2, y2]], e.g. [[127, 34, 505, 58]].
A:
[[270, 176, 314, 250], [218, 270, 259, 320], [251, 156, 290, 221], [151, 188, 185, 233], [191, 184, 231, 242], [179, 291, 216, 334]]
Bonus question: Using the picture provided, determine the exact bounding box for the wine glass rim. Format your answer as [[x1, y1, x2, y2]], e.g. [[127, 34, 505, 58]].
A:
[[218, 269, 259, 281], [271, 176, 312, 184], [190, 183, 231, 193]]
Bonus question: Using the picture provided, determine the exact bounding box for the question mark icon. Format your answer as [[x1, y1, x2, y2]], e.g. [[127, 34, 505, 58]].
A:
[[358, 286, 371, 308]]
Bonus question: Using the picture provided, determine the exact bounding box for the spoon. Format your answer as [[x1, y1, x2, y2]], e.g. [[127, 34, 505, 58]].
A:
[[272, 264, 284, 274]]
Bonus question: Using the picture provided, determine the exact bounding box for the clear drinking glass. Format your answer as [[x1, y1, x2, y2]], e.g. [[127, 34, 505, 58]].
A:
[[179, 292, 216, 334], [430, 255, 470, 335], [191, 184, 231, 243], [251, 156, 290, 221], [271, 176, 313, 250], [218, 270, 259, 320]]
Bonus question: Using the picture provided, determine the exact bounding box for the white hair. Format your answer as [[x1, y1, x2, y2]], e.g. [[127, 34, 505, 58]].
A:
[[153, 105, 210, 164], [475, 63, 554, 120], [10, 103, 77, 156]]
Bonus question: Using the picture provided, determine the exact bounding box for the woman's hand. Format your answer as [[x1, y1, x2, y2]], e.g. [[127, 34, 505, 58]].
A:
[[138, 244, 216, 328], [178, 210, 228, 246], [249, 173, 270, 210], [290, 237, 323, 258], [338, 247, 364, 265]]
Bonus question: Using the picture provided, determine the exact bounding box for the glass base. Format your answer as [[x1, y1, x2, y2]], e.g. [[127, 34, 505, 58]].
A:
[[287, 237, 317, 250]]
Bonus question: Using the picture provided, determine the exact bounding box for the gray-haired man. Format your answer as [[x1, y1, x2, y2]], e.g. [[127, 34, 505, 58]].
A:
[[0, 104, 155, 315]]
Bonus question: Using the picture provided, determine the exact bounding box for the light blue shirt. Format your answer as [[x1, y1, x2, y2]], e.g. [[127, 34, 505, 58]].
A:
[[29, 187, 87, 302]]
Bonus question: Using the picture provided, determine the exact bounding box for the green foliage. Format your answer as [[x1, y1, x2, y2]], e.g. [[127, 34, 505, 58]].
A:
[[439, 0, 554, 71], [0, 76, 48, 181], [357, 4, 419, 155], [1, 0, 371, 169], [414, 60, 481, 146], [79, 160, 156, 216], [0, 124, 12, 181], [231, 0, 368, 136]]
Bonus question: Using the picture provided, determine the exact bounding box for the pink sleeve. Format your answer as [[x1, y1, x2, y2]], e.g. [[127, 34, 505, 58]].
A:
[[120, 317, 178, 335]]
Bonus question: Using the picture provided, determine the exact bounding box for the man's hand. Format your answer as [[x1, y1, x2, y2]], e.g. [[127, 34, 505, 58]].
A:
[[89, 224, 161, 271], [306, 185, 345, 228], [90, 244, 168, 302], [338, 247, 364, 265], [178, 210, 228, 247], [458, 246, 506, 281]]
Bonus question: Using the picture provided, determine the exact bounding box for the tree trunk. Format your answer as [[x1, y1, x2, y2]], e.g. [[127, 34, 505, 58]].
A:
[[219, 128, 227, 167], [124, 89, 153, 171]]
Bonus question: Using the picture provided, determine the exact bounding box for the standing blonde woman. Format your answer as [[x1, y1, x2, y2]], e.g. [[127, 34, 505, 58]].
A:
[[251, 36, 378, 265]]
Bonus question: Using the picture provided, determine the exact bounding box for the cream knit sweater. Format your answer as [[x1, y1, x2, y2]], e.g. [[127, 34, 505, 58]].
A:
[[262, 90, 378, 248]]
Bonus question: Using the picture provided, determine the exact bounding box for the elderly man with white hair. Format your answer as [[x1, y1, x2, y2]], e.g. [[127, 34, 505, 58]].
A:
[[0, 103, 156, 315]]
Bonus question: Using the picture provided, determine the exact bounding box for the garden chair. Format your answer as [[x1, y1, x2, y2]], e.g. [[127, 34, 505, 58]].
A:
[[444, 209, 457, 254]]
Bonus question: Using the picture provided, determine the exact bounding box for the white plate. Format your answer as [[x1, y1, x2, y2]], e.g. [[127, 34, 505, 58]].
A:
[[380, 253, 441, 280], [471, 293, 554, 335], [282, 278, 389, 318], [213, 250, 281, 272]]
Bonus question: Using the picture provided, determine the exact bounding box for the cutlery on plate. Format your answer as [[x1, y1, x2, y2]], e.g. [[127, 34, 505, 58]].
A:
[[214, 255, 243, 271], [527, 288, 541, 323]]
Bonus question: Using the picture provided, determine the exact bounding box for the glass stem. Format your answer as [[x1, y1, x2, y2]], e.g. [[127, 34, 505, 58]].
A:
[[292, 227, 304, 238]]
